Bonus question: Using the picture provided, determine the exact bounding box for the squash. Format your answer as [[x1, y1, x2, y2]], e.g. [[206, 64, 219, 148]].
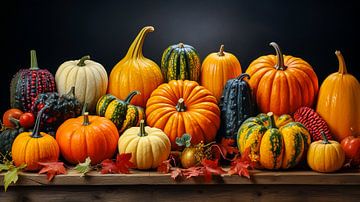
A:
[[245, 42, 318, 115], [237, 112, 311, 169], [96, 91, 145, 134], [316, 51, 360, 141], [0, 120, 25, 161], [146, 80, 220, 150], [56, 112, 119, 165], [161, 43, 201, 82], [108, 26, 163, 108], [10, 50, 56, 112], [11, 108, 60, 171], [118, 120, 171, 169], [55, 55, 108, 112], [2, 108, 23, 128], [218, 73, 255, 142], [201, 45, 242, 102], [307, 132, 345, 172]]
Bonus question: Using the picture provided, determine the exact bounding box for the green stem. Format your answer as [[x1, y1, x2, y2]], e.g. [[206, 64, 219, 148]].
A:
[[267, 112, 276, 129], [218, 44, 225, 56], [31, 106, 48, 138], [176, 98, 186, 112], [269, 42, 286, 70], [335, 51, 347, 74], [321, 131, 330, 144], [83, 112, 90, 126], [30, 50, 39, 70], [81, 103, 88, 115], [138, 120, 147, 137], [9, 117, 20, 128], [124, 90, 141, 103], [237, 73, 250, 81], [77, 55, 91, 66]]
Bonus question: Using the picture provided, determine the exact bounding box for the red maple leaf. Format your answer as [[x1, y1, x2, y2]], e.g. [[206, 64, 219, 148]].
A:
[[170, 168, 183, 180], [157, 159, 172, 174], [101, 153, 135, 174], [183, 167, 203, 179], [228, 148, 255, 179], [201, 159, 226, 182], [212, 138, 239, 160], [38, 162, 67, 181]]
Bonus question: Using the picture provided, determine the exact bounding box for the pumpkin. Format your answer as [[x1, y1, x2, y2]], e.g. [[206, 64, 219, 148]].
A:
[[201, 45, 242, 102], [218, 73, 255, 142], [237, 112, 311, 169], [307, 132, 345, 172], [108, 26, 163, 108], [118, 120, 171, 169], [316, 51, 360, 141], [161, 43, 201, 82], [55, 55, 108, 112], [2, 108, 23, 128], [96, 91, 145, 134], [245, 42, 318, 115], [11, 108, 60, 171], [56, 112, 119, 165], [0, 120, 25, 161], [146, 80, 220, 150], [341, 131, 360, 166], [10, 50, 56, 112]]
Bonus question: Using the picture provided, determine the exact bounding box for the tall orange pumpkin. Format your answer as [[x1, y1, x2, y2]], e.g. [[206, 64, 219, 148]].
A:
[[146, 80, 220, 150], [316, 51, 360, 141], [245, 42, 318, 115], [200, 45, 242, 102], [108, 26, 163, 108]]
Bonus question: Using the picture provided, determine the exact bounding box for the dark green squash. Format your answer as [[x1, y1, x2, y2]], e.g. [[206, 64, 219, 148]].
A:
[[0, 120, 25, 162], [161, 43, 201, 82]]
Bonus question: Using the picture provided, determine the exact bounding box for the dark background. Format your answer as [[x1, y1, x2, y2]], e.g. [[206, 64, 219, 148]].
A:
[[1, 0, 359, 115]]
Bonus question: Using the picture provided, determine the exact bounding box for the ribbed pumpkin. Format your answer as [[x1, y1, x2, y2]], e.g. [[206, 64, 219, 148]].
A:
[[316, 51, 360, 141], [55, 55, 108, 112], [108, 26, 163, 108], [96, 91, 145, 134], [245, 42, 318, 115], [118, 120, 171, 170], [161, 43, 201, 82], [11, 108, 59, 171], [56, 112, 119, 165], [218, 73, 255, 142], [146, 80, 220, 150], [237, 112, 311, 169], [201, 45, 242, 101], [10, 50, 56, 112]]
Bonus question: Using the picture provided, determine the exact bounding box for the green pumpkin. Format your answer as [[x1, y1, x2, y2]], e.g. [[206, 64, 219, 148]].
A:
[[161, 43, 201, 82], [0, 121, 25, 162], [96, 91, 145, 133]]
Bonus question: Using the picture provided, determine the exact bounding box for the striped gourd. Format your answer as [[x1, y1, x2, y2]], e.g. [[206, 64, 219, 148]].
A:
[[161, 43, 201, 82], [237, 112, 311, 170], [96, 91, 145, 134]]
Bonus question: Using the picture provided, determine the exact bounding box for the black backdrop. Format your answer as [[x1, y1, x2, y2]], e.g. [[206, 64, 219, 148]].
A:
[[1, 0, 359, 115]]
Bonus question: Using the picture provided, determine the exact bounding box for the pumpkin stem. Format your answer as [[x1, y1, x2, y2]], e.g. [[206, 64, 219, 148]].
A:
[[77, 55, 91, 67], [30, 50, 39, 70], [83, 112, 90, 126], [335, 51, 348, 74], [178, 43, 185, 48], [237, 73, 250, 81], [138, 120, 148, 137], [81, 103, 88, 115], [31, 106, 48, 138], [321, 131, 330, 144], [125, 26, 154, 59], [269, 42, 286, 70], [218, 44, 225, 56], [124, 90, 141, 103], [267, 112, 276, 128], [176, 98, 186, 112]]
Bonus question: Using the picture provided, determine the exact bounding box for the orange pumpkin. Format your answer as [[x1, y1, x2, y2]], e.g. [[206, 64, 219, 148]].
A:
[[146, 80, 220, 150], [316, 51, 360, 141], [200, 44, 242, 102], [56, 112, 119, 165], [108, 26, 163, 108], [245, 42, 318, 115]]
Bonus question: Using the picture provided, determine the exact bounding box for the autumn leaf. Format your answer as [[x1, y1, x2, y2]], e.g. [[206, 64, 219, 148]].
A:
[[228, 148, 255, 179], [2, 163, 26, 192], [157, 159, 172, 174], [182, 167, 203, 179], [38, 162, 67, 181], [201, 159, 226, 182], [170, 168, 183, 180], [220, 138, 238, 156], [101, 153, 134, 174], [74, 157, 92, 177]]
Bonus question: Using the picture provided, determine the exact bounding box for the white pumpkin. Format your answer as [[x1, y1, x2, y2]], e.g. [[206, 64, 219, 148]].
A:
[[55, 56, 108, 111]]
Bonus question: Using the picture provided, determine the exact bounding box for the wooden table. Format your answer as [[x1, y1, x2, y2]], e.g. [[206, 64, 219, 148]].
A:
[[1, 169, 360, 201]]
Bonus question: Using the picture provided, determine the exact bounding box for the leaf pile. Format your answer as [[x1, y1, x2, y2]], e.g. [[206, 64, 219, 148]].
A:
[[100, 153, 134, 174]]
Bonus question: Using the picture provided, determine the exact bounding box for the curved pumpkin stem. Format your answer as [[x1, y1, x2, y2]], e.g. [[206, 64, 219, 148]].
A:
[[30, 50, 39, 70], [138, 120, 148, 137], [267, 112, 276, 129], [269, 42, 286, 70], [31, 106, 49, 138], [83, 112, 90, 126], [237, 73, 250, 81], [335, 51, 347, 74], [218, 44, 225, 56], [125, 26, 154, 59], [176, 98, 186, 112], [77, 55, 91, 66], [178, 43, 185, 48], [321, 131, 330, 144], [124, 90, 141, 103]]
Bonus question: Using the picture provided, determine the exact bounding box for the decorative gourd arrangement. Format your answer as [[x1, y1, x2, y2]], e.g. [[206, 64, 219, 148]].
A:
[[146, 80, 220, 150], [96, 91, 144, 134], [10, 50, 56, 112], [161, 43, 201, 82], [316, 51, 360, 141], [108, 26, 163, 108], [237, 112, 311, 169], [118, 120, 171, 170], [245, 42, 319, 115], [55, 55, 108, 112], [218, 73, 255, 142], [56, 112, 119, 165]]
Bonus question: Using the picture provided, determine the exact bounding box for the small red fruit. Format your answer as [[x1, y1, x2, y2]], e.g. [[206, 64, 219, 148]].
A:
[[2, 109, 23, 128], [19, 112, 35, 129], [341, 134, 360, 166]]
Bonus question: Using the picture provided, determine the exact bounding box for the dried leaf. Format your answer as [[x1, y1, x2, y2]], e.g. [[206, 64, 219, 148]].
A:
[[228, 148, 255, 179], [201, 159, 226, 182], [38, 162, 67, 181], [170, 168, 183, 180], [101, 153, 134, 174], [74, 157, 92, 177], [157, 159, 172, 174], [220, 138, 238, 156]]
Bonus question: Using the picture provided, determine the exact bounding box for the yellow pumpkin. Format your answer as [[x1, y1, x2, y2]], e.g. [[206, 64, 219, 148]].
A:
[[316, 51, 360, 141], [307, 132, 345, 172], [118, 120, 171, 170]]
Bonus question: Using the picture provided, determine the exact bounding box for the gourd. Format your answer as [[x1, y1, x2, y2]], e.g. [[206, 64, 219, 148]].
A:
[[0, 120, 25, 161], [55, 55, 108, 112], [245, 42, 318, 115], [118, 120, 171, 169], [316, 51, 360, 141], [108, 26, 163, 108]]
